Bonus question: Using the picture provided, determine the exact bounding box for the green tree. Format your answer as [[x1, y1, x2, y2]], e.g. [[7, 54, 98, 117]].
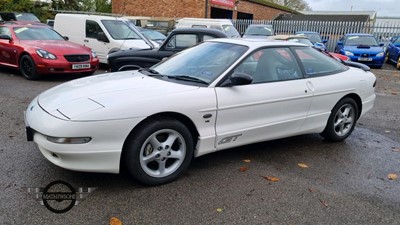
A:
[[51, 0, 111, 13], [267, 0, 311, 11]]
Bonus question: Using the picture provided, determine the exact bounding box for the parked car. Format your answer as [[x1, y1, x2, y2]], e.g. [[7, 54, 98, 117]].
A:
[[295, 31, 327, 51], [125, 16, 175, 35], [271, 35, 349, 62], [0, 12, 40, 22], [138, 28, 166, 45], [175, 18, 240, 38], [54, 13, 152, 64], [25, 39, 376, 185], [107, 28, 227, 72], [0, 21, 99, 80], [242, 24, 274, 38], [385, 36, 400, 69], [335, 33, 385, 68]]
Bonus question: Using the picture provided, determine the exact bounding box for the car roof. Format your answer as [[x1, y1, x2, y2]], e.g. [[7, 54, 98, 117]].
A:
[[0, 21, 49, 27], [345, 33, 374, 36], [171, 28, 228, 37], [296, 31, 319, 34], [208, 38, 307, 49], [248, 24, 272, 27]]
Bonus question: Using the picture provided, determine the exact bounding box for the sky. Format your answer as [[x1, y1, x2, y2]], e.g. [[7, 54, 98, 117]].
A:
[[304, 0, 399, 17]]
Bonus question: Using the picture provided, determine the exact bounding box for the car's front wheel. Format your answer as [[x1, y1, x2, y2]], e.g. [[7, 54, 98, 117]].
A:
[[123, 117, 194, 185], [321, 98, 358, 142], [20, 55, 40, 80]]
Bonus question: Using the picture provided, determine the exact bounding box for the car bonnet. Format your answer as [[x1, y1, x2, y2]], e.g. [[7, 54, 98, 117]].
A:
[[37, 71, 199, 120]]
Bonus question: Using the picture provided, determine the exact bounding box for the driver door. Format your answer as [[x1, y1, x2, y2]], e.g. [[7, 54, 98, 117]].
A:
[[214, 47, 313, 150]]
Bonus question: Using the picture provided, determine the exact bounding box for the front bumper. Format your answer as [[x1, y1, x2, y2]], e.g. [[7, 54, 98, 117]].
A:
[[347, 55, 385, 67], [25, 98, 144, 173], [32, 56, 99, 75]]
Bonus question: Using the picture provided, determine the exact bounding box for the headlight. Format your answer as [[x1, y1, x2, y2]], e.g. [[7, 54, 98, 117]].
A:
[[344, 51, 354, 56], [91, 50, 97, 58], [36, 49, 57, 60], [376, 52, 384, 57]]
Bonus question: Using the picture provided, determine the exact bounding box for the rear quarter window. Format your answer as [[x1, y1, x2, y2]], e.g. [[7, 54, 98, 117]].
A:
[[293, 47, 348, 77]]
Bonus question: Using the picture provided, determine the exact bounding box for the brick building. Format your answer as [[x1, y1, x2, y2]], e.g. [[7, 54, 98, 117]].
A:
[[112, 0, 297, 20]]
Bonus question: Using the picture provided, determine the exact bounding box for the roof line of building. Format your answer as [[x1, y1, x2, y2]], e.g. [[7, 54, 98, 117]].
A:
[[246, 0, 300, 14]]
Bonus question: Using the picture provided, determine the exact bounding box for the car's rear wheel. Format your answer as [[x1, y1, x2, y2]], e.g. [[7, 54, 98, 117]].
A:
[[123, 117, 193, 185], [20, 55, 40, 80], [321, 98, 358, 142]]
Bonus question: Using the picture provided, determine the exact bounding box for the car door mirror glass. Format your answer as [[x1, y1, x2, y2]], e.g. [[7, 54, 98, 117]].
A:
[[228, 72, 253, 86]]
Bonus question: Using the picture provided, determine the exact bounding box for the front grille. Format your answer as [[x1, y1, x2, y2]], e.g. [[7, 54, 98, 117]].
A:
[[64, 54, 90, 62]]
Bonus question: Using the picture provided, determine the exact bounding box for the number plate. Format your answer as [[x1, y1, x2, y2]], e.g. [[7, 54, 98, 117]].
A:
[[358, 57, 372, 61], [72, 64, 90, 70]]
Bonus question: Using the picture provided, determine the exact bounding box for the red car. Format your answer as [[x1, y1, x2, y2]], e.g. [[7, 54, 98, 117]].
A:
[[0, 21, 99, 80]]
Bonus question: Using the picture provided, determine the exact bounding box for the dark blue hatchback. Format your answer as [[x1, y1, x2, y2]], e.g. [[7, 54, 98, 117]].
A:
[[335, 33, 385, 68], [385, 36, 400, 69]]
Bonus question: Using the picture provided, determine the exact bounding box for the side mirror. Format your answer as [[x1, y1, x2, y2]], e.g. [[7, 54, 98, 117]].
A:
[[229, 72, 253, 86], [63, 36, 69, 41], [322, 40, 328, 43], [337, 41, 343, 46], [97, 32, 109, 43], [379, 42, 384, 47], [0, 34, 12, 41]]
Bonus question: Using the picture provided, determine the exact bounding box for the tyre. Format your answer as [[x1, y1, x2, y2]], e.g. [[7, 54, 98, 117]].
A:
[[397, 57, 400, 69], [321, 98, 358, 142], [20, 55, 40, 80], [123, 117, 194, 185], [385, 52, 390, 64]]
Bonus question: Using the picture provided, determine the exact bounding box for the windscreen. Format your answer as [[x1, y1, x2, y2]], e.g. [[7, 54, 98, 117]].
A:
[[14, 27, 64, 40], [102, 20, 141, 40]]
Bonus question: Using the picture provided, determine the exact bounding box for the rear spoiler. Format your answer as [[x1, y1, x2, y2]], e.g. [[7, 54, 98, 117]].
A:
[[343, 61, 370, 71]]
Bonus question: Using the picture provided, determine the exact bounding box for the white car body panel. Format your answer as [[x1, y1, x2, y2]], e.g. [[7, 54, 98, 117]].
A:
[[25, 39, 376, 175]]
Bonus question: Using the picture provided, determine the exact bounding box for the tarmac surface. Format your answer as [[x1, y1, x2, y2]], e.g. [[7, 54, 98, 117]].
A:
[[0, 63, 399, 224]]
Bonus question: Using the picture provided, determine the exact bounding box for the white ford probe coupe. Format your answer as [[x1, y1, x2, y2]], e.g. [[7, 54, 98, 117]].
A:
[[25, 39, 376, 185]]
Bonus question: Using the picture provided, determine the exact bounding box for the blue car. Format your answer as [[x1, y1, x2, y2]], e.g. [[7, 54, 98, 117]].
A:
[[385, 36, 400, 69], [335, 33, 385, 68], [295, 31, 327, 51]]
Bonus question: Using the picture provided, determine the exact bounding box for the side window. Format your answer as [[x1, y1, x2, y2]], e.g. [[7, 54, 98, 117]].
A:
[[233, 48, 302, 84], [294, 47, 347, 77], [166, 34, 197, 49], [393, 37, 400, 45], [0, 27, 11, 37], [86, 20, 103, 39]]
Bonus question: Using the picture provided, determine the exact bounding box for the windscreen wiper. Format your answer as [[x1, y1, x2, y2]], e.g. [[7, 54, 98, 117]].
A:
[[139, 68, 161, 76], [167, 75, 208, 84]]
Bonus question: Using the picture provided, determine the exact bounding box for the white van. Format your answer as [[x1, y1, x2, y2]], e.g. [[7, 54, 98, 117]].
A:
[[54, 14, 153, 63], [175, 18, 240, 38]]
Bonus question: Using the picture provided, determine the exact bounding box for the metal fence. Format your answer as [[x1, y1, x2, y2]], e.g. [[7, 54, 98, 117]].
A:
[[233, 19, 400, 52]]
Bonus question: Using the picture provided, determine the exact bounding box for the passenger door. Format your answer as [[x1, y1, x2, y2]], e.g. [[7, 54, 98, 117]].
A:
[[85, 20, 108, 62], [388, 37, 400, 62], [0, 27, 18, 67], [158, 33, 198, 59], [214, 47, 312, 150]]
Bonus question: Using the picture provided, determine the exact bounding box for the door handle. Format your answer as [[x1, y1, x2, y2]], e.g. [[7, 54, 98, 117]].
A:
[[306, 81, 315, 92], [84, 39, 89, 43]]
